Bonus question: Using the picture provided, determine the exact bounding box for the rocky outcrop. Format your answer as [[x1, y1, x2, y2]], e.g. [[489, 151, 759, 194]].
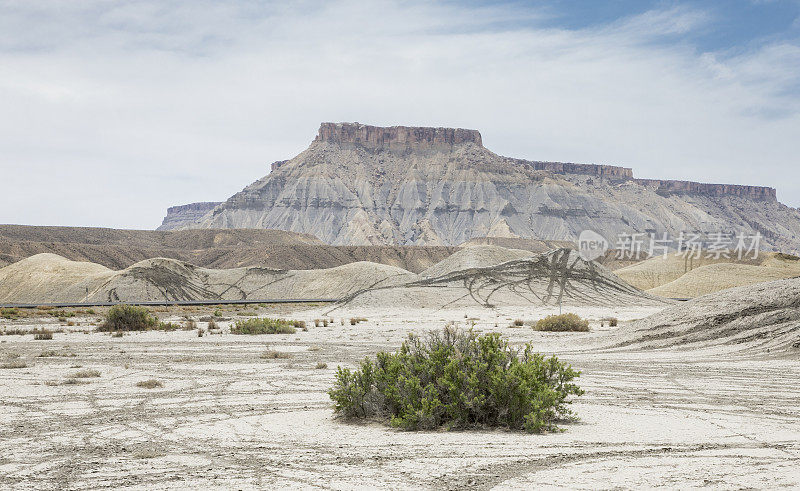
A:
[[511, 159, 633, 179], [315, 122, 482, 150], [159, 122, 800, 253], [158, 202, 221, 230], [634, 179, 776, 201]]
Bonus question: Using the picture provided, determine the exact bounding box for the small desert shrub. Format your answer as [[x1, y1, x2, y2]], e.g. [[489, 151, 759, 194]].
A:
[[608, 317, 618, 327], [1, 359, 27, 369], [213, 309, 223, 317], [323, 319, 330, 327], [99, 305, 157, 332], [72, 369, 100, 378], [231, 318, 297, 335], [207, 319, 218, 330], [111, 331, 124, 338], [314, 319, 321, 327], [533, 314, 589, 332], [349, 317, 368, 326], [240, 311, 257, 317], [136, 379, 163, 389], [183, 319, 197, 330], [316, 362, 328, 369], [261, 349, 291, 359], [1, 308, 19, 319], [34, 330, 54, 340], [197, 328, 204, 337], [67, 321, 75, 327], [329, 327, 583, 433], [308, 345, 322, 352], [512, 319, 524, 327], [292, 320, 306, 330]]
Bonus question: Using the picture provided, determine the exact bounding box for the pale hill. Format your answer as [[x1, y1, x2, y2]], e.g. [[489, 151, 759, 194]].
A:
[[605, 278, 800, 357], [161, 122, 800, 254], [420, 245, 534, 278], [649, 263, 800, 298], [0, 254, 416, 304], [616, 251, 800, 296], [337, 248, 670, 310], [0, 225, 456, 273], [0, 254, 114, 304]]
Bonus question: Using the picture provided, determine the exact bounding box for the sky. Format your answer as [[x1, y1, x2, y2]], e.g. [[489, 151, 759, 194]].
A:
[[1, 0, 799, 229]]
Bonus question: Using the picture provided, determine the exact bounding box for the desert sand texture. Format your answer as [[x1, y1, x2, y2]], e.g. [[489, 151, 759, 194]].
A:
[[1, 293, 798, 489]]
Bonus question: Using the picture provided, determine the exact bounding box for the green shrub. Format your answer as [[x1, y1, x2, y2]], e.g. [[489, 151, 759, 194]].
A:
[[99, 305, 157, 332], [328, 327, 583, 433], [0, 308, 19, 319], [231, 318, 297, 335], [533, 314, 589, 332]]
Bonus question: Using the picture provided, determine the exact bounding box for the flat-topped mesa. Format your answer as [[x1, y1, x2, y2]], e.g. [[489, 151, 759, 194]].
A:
[[315, 122, 483, 150], [158, 202, 221, 231], [510, 159, 634, 179], [635, 179, 777, 201]]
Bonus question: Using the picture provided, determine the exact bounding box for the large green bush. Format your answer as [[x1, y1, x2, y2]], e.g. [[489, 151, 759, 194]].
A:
[[534, 313, 589, 332], [328, 327, 584, 433], [231, 317, 297, 335], [99, 305, 158, 331]]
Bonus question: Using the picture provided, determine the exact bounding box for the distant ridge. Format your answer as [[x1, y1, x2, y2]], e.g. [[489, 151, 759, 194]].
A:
[[159, 122, 797, 253]]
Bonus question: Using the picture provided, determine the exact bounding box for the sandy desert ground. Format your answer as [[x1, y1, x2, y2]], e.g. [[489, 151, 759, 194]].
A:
[[2, 304, 799, 490]]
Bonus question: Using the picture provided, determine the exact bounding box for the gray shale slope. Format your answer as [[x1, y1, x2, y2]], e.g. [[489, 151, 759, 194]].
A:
[[603, 277, 800, 356], [161, 122, 800, 253]]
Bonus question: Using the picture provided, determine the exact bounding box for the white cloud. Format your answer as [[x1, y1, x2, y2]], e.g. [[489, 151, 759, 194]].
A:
[[0, 0, 799, 229]]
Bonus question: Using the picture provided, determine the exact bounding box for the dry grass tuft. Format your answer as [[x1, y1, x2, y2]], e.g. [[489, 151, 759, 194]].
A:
[[315, 362, 328, 369], [38, 349, 76, 358], [33, 329, 54, 340], [261, 349, 291, 359], [71, 368, 101, 378], [136, 379, 163, 389], [533, 313, 590, 332]]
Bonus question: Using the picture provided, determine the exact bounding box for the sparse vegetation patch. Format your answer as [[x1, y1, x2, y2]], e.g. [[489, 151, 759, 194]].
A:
[[1, 359, 27, 369], [231, 318, 297, 335], [329, 327, 583, 433]]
